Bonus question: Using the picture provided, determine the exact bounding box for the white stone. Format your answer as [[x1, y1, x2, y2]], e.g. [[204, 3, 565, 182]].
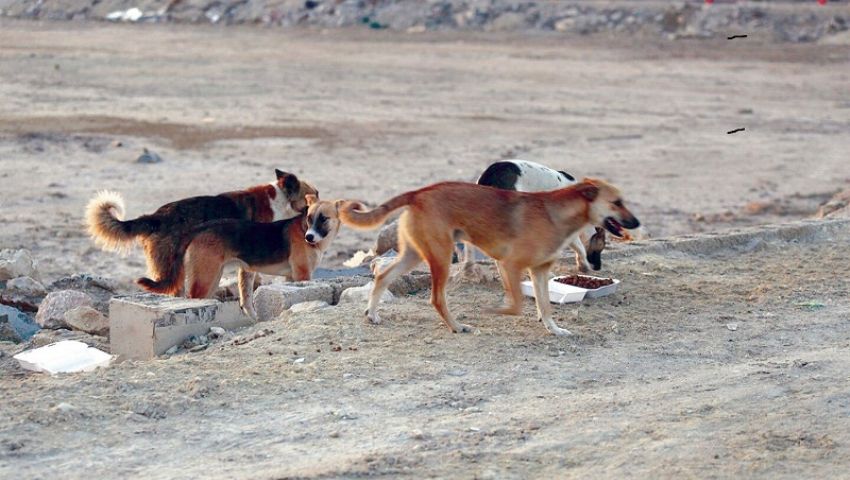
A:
[[0, 249, 38, 281], [253, 283, 334, 321], [338, 282, 394, 305], [6, 276, 47, 297], [36, 290, 94, 329], [288, 300, 330, 314]]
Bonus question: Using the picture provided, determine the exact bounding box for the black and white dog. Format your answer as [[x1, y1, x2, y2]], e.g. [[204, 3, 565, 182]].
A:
[[464, 159, 614, 272]]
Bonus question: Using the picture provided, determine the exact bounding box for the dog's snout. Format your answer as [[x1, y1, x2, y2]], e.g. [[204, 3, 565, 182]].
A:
[[305, 233, 315, 243], [622, 216, 640, 230]]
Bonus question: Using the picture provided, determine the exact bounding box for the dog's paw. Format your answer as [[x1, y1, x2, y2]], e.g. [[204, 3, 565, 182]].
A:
[[241, 306, 259, 321], [546, 325, 573, 337], [365, 309, 382, 325]]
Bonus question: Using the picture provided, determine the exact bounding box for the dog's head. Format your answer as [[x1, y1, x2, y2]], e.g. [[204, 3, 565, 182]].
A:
[[272, 169, 319, 220], [575, 178, 640, 238], [303, 194, 343, 247]]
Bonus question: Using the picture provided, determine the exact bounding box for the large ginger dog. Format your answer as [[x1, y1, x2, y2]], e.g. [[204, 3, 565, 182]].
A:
[[340, 179, 640, 336]]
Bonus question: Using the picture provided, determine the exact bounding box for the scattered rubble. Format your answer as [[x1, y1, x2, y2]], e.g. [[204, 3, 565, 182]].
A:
[[288, 300, 330, 314], [35, 290, 94, 329], [0, 305, 40, 343], [0, 249, 38, 281], [63, 306, 109, 337], [338, 281, 394, 306], [1, 1, 846, 43], [1, 275, 46, 312], [48, 274, 123, 314]]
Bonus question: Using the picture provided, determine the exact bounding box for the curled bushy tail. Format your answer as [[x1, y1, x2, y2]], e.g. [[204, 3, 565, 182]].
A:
[[339, 192, 415, 230], [85, 190, 155, 254]]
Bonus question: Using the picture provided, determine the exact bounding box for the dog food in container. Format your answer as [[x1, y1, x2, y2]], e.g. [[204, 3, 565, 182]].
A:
[[520, 275, 620, 304]]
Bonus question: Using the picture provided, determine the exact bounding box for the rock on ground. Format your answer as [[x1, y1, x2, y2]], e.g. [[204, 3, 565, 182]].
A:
[[0, 305, 40, 343], [64, 306, 109, 336], [288, 300, 330, 314], [375, 221, 399, 255], [35, 290, 94, 329], [48, 274, 122, 314], [0, 249, 38, 281], [338, 282, 394, 306]]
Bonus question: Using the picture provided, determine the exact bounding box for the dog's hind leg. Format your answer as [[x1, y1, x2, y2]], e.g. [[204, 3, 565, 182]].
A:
[[529, 263, 571, 336], [426, 248, 474, 333], [366, 247, 420, 325], [484, 261, 524, 316], [238, 268, 258, 320]]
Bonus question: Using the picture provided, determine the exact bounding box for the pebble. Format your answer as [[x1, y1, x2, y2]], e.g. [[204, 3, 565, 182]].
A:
[[136, 148, 163, 164], [209, 326, 226, 338], [726, 323, 738, 331]]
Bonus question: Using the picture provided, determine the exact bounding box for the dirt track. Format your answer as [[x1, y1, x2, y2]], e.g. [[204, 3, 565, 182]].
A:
[[1, 20, 850, 479]]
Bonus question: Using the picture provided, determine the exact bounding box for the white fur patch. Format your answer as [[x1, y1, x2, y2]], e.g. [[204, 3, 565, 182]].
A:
[[269, 181, 298, 221], [508, 159, 574, 192]]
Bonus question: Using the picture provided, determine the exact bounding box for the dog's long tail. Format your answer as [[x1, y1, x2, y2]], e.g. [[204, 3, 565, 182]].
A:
[[85, 190, 158, 254], [339, 192, 416, 230]]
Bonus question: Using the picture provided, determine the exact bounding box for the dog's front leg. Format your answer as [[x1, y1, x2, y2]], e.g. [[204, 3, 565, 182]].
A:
[[238, 268, 258, 321], [529, 264, 572, 336]]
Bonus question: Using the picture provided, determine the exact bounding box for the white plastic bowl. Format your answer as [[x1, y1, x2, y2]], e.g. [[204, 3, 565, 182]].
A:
[[521, 275, 620, 304]]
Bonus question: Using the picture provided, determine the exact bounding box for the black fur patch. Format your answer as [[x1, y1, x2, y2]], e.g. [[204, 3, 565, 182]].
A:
[[477, 162, 521, 190], [196, 217, 297, 267], [558, 170, 575, 182]]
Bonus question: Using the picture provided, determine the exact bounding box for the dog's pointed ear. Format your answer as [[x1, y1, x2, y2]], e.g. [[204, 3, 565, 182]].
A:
[[275, 169, 300, 194], [576, 180, 599, 202], [305, 194, 318, 207]]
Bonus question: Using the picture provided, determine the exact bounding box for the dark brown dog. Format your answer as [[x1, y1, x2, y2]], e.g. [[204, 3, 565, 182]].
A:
[[86, 169, 317, 294], [136, 195, 341, 319]]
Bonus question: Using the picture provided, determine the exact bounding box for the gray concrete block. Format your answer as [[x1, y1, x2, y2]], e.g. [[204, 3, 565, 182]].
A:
[[109, 294, 252, 360], [253, 282, 334, 321]]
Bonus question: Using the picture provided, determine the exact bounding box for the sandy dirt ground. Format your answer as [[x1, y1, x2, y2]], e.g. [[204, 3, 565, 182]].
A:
[[1, 19, 849, 479], [0, 20, 848, 283], [3, 222, 850, 478]]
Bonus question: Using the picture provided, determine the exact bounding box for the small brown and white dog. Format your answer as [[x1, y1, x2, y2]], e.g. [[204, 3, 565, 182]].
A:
[[86, 169, 317, 294], [136, 195, 341, 320], [340, 179, 640, 336]]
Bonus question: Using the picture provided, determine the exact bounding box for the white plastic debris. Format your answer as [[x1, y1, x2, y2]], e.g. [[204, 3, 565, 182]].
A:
[[13, 340, 113, 374], [106, 7, 143, 22]]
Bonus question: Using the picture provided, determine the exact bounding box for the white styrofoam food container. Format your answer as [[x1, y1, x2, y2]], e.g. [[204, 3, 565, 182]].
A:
[[521, 275, 620, 304], [13, 340, 113, 374], [520, 279, 587, 304]]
